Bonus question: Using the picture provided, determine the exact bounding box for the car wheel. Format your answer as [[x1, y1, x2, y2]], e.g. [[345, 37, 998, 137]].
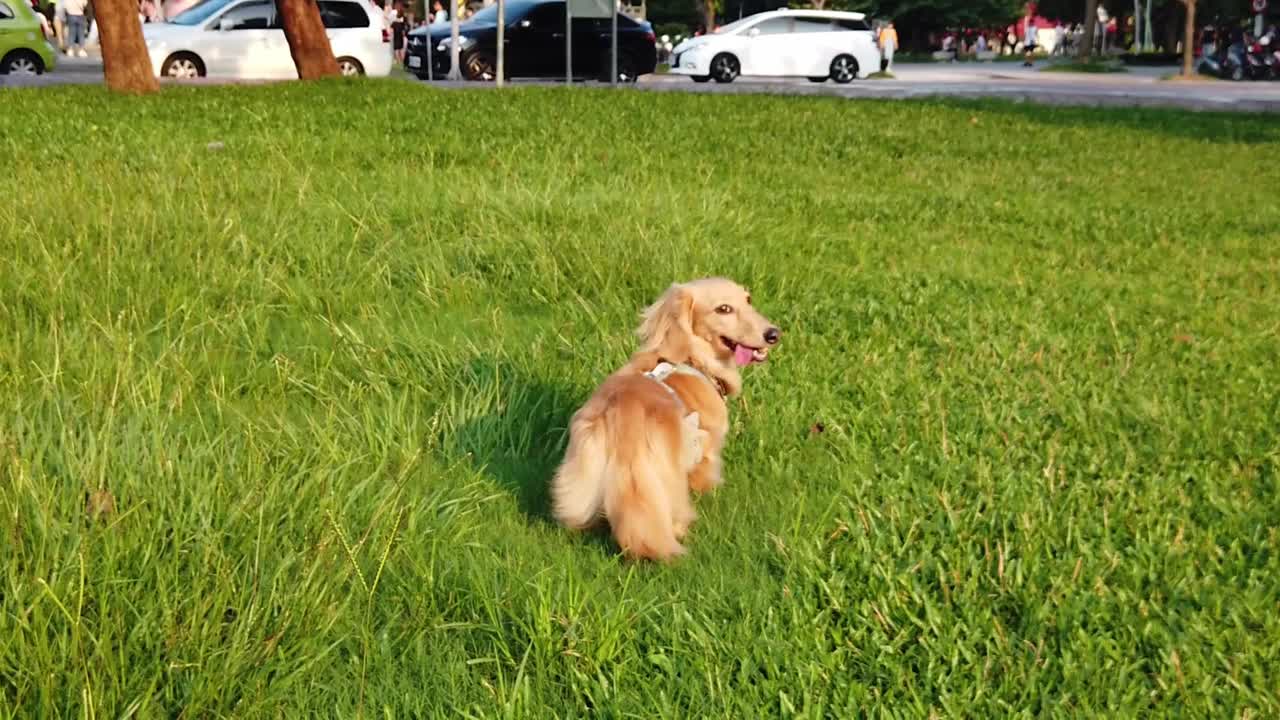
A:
[[161, 52, 205, 79], [807, 76, 827, 83], [691, 75, 711, 83], [710, 53, 739, 83], [463, 50, 496, 81], [336, 56, 365, 76], [599, 53, 641, 83], [1, 50, 44, 76], [829, 54, 857, 84]]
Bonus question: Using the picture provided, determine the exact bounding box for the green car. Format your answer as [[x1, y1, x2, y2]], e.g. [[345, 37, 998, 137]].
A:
[[0, 0, 56, 75]]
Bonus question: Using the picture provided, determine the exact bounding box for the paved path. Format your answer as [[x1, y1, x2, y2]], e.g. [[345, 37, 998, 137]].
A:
[[7, 54, 1280, 112], [635, 64, 1280, 112]]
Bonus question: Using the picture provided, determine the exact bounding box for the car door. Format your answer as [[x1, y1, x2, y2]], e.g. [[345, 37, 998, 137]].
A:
[[203, 0, 283, 78], [0, 2, 32, 56], [318, 0, 374, 72], [739, 16, 792, 76], [570, 15, 599, 78], [790, 16, 839, 76], [507, 1, 564, 77]]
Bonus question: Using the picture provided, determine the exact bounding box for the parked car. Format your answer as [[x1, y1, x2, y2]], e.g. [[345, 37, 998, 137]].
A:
[[0, 0, 56, 76], [142, 0, 391, 79], [669, 9, 878, 84], [404, 0, 656, 82]]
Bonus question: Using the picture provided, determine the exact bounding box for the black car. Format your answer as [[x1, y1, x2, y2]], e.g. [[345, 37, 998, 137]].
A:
[[405, 0, 656, 82]]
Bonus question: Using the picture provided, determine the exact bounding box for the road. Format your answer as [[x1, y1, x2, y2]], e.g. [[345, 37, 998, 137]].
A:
[[7, 53, 1280, 113]]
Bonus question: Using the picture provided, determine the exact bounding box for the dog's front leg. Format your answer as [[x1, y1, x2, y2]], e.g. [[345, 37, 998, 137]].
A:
[[688, 448, 723, 494]]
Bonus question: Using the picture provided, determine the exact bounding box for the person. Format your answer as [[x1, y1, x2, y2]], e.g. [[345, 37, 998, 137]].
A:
[[63, 0, 88, 56], [1054, 22, 1065, 55], [30, 0, 53, 37], [1200, 25, 1216, 59], [975, 33, 988, 53], [1022, 13, 1037, 66], [391, 0, 406, 63], [53, 0, 67, 52], [431, 0, 446, 24], [878, 20, 898, 72]]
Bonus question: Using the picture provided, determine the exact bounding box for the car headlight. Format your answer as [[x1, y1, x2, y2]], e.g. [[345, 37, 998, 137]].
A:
[[437, 34, 474, 52]]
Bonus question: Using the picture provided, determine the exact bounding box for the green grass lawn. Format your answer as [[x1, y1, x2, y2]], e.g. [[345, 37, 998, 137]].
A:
[[3, 81, 1279, 717]]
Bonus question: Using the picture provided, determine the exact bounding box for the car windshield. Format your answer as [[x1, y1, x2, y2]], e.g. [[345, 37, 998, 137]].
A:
[[714, 16, 757, 34], [170, 0, 234, 26], [467, 0, 538, 24]]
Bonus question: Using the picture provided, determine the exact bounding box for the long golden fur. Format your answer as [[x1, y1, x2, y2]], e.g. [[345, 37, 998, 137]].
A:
[[550, 278, 780, 560]]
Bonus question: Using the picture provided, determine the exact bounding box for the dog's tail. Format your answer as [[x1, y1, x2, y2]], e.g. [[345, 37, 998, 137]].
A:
[[602, 406, 685, 561], [552, 401, 685, 561], [605, 451, 685, 561], [551, 416, 610, 530]]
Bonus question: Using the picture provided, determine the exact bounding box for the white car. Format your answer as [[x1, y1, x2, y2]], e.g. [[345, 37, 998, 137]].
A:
[[669, 9, 879, 84], [142, 0, 391, 79]]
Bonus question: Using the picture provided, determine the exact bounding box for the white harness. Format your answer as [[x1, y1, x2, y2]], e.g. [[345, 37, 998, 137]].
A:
[[643, 361, 714, 394], [644, 362, 715, 471]]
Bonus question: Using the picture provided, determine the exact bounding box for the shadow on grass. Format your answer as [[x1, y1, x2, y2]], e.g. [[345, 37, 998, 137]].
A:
[[436, 359, 613, 548], [442, 359, 622, 554]]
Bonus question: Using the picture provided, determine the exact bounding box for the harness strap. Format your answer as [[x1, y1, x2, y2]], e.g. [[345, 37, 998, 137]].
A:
[[646, 360, 727, 398]]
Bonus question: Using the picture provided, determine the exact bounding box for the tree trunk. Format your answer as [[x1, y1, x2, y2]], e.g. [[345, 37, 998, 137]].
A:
[[696, 0, 714, 33], [1143, 0, 1153, 50], [1180, 0, 1195, 76], [276, 0, 339, 79], [1079, 0, 1099, 60], [96, 0, 159, 93]]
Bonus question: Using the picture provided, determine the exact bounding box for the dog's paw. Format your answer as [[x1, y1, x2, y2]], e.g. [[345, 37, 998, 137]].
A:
[[673, 514, 697, 540], [688, 464, 723, 494]]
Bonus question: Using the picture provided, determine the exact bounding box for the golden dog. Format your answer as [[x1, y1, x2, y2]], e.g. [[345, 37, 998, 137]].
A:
[[550, 278, 780, 560]]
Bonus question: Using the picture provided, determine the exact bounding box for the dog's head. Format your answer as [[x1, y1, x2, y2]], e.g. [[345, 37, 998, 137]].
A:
[[637, 278, 780, 394]]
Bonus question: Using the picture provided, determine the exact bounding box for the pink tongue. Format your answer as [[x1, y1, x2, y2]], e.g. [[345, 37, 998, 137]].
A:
[[733, 344, 755, 367]]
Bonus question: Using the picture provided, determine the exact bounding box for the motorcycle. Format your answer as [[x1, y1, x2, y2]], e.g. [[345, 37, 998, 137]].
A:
[[1243, 40, 1271, 80], [1260, 35, 1280, 80]]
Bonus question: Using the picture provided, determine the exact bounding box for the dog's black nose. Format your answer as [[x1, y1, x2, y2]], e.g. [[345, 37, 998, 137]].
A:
[[764, 327, 781, 345]]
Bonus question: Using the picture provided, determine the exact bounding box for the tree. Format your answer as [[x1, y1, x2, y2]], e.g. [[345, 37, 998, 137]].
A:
[[1178, 0, 1194, 75], [1078, 0, 1099, 59], [846, 0, 1021, 50], [95, 0, 159, 93], [696, 0, 716, 32], [276, 0, 339, 79]]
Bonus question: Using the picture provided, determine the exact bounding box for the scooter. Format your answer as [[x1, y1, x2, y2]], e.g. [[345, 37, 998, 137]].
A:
[[1260, 35, 1280, 80], [1243, 40, 1271, 80], [1199, 42, 1246, 81]]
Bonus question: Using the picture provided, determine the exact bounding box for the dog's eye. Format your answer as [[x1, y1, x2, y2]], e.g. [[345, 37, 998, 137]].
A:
[[715, 304, 734, 314]]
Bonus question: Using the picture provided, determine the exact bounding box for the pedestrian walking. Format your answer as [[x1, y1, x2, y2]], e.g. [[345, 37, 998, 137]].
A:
[[63, 0, 88, 57], [1022, 14, 1037, 66], [391, 0, 407, 63], [878, 20, 898, 72], [54, 0, 67, 52]]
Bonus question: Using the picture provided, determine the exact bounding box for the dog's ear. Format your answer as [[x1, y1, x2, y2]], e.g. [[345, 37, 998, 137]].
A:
[[637, 283, 694, 352]]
